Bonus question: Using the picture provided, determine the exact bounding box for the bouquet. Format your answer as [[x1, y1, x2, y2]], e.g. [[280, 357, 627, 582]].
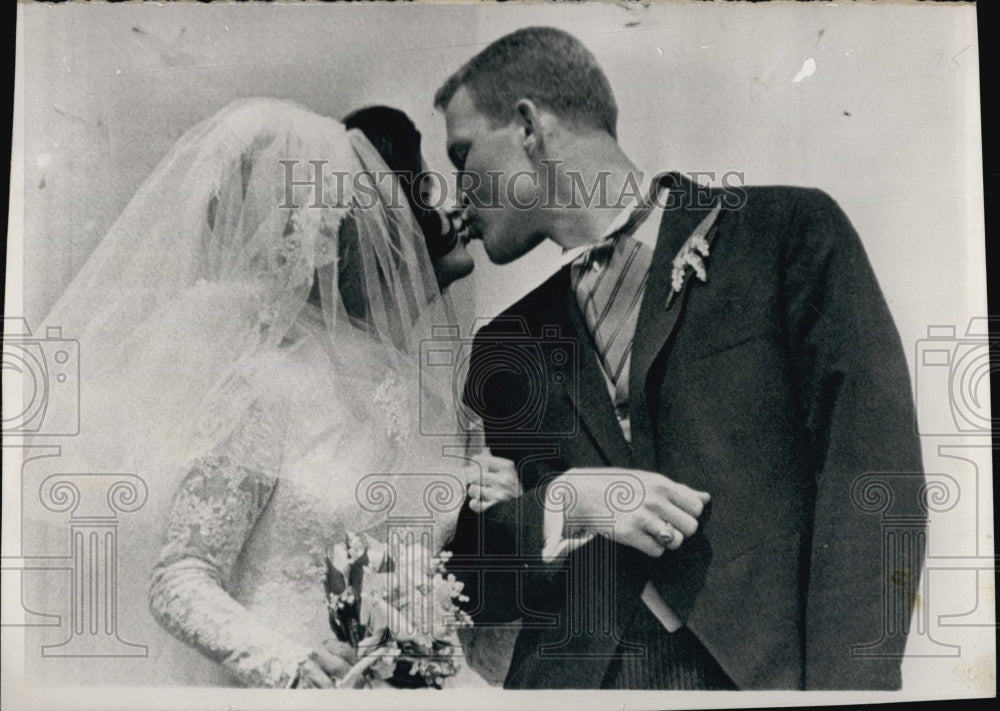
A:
[[324, 532, 472, 689]]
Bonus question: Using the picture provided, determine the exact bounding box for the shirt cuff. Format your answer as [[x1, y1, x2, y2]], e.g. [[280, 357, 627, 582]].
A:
[[541, 485, 595, 563], [541, 483, 683, 634], [641, 580, 683, 633]]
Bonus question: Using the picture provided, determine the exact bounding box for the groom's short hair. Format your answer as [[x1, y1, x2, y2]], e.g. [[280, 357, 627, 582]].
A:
[[434, 27, 618, 139]]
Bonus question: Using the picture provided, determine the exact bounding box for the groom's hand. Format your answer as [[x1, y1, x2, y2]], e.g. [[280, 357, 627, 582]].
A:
[[465, 453, 522, 513], [550, 468, 711, 557]]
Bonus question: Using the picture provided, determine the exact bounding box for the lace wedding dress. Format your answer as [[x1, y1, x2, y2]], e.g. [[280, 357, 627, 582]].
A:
[[33, 98, 489, 688], [149, 316, 480, 688]]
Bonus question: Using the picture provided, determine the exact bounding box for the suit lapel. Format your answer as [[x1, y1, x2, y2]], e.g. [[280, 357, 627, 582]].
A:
[[532, 173, 726, 468], [630, 173, 725, 469], [561, 282, 633, 465], [527, 267, 631, 465]]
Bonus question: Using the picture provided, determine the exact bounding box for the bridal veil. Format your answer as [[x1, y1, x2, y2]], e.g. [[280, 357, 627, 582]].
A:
[[25, 98, 468, 685]]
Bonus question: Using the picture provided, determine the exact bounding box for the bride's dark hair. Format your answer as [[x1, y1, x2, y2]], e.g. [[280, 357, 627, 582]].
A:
[[342, 106, 452, 258], [309, 106, 450, 347]]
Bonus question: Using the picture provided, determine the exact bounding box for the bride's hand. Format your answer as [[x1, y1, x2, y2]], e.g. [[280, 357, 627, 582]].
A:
[[466, 454, 522, 513], [295, 639, 362, 688]]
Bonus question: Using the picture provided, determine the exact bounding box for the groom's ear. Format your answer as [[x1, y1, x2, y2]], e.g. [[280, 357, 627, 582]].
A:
[[515, 99, 543, 156]]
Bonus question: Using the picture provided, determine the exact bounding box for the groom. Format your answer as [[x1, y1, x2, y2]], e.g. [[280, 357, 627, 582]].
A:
[[440, 27, 925, 691]]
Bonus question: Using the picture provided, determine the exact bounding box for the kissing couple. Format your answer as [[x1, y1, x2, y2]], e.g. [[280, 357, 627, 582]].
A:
[[42, 26, 923, 691]]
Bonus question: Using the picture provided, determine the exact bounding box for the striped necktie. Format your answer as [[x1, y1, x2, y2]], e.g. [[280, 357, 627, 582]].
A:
[[571, 226, 656, 439]]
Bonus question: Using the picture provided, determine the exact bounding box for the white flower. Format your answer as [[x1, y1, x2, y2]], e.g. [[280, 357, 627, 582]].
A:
[[666, 201, 722, 308], [671, 257, 686, 293], [687, 251, 707, 282], [327, 532, 470, 687], [690, 231, 711, 258]]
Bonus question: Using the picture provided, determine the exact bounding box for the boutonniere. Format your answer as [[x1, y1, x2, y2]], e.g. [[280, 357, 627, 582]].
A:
[[665, 201, 723, 310]]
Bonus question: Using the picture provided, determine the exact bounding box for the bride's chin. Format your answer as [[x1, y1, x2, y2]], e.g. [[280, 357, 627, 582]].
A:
[[435, 250, 476, 290]]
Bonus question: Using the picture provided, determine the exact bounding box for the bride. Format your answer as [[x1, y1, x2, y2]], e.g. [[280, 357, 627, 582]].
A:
[[37, 98, 500, 688]]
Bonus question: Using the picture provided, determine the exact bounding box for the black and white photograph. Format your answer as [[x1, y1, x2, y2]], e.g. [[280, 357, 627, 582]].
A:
[[2, 1, 993, 709]]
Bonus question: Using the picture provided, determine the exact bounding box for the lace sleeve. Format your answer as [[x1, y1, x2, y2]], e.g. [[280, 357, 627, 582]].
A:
[[149, 404, 311, 688]]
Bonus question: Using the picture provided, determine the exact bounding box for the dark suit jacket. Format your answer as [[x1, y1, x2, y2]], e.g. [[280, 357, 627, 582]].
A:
[[449, 173, 925, 690]]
